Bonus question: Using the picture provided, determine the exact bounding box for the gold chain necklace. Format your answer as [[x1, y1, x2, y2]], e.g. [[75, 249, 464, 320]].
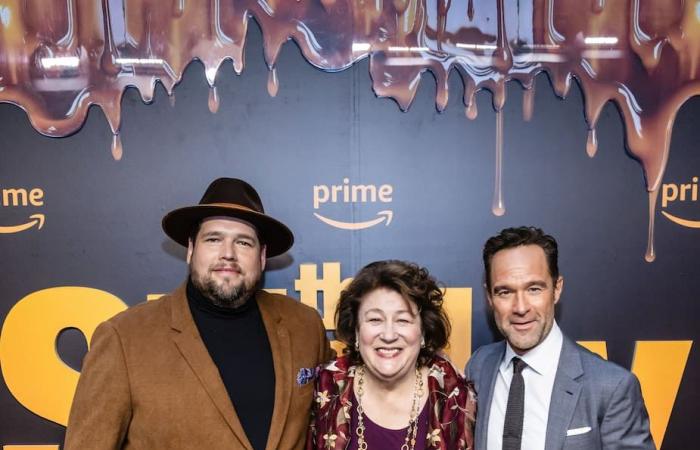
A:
[[355, 365, 425, 450]]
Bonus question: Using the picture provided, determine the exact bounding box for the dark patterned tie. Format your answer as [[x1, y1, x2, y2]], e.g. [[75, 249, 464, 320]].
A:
[[503, 357, 527, 450]]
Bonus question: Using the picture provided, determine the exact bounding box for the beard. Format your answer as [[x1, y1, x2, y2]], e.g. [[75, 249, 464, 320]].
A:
[[190, 269, 259, 309]]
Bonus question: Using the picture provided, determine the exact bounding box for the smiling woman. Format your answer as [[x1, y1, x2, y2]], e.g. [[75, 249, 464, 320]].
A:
[[306, 260, 476, 450]]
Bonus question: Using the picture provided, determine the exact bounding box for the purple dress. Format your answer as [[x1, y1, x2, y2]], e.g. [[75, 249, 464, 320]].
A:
[[347, 390, 429, 450]]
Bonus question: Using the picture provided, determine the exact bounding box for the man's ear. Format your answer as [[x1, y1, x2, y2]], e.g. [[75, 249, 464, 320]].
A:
[[554, 276, 564, 304], [260, 244, 267, 271], [484, 283, 494, 309], [186, 238, 194, 264]]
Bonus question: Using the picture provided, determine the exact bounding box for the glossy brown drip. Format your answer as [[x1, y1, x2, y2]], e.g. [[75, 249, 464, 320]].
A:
[[586, 128, 598, 158], [111, 133, 123, 161], [465, 100, 477, 120], [492, 108, 505, 217], [1, 1, 699, 258], [523, 85, 535, 122], [645, 188, 659, 263], [208, 85, 220, 114], [267, 67, 279, 98], [593, 0, 605, 14]]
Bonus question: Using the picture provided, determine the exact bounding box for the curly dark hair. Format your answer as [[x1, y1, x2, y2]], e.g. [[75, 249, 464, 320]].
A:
[[334, 260, 451, 367], [483, 226, 559, 290]]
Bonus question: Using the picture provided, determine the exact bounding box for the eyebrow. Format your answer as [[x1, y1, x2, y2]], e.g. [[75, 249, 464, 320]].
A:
[[363, 308, 415, 316], [199, 231, 258, 241], [492, 279, 548, 291]]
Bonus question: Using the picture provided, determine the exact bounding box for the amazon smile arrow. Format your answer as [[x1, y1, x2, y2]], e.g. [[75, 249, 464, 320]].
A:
[[0, 214, 45, 234], [314, 210, 393, 230]]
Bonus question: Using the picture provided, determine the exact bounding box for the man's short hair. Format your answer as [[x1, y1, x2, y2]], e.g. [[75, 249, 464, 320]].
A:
[[483, 226, 559, 290]]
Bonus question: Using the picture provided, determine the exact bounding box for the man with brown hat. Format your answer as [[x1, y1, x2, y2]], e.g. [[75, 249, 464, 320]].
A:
[[65, 178, 333, 450]]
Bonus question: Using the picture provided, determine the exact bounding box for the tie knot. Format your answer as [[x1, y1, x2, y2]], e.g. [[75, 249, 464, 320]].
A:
[[512, 357, 526, 374]]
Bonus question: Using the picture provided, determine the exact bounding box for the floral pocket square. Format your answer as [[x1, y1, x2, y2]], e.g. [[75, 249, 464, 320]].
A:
[[296, 367, 316, 386]]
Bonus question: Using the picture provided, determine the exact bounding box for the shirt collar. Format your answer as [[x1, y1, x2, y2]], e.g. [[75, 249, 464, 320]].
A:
[[500, 321, 563, 376]]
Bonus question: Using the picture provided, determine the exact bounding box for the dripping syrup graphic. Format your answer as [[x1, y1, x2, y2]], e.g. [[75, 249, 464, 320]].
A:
[[267, 67, 279, 98], [645, 188, 659, 263], [111, 133, 123, 161], [465, 100, 478, 120], [1, 1, 697, 261], [174, 0, 185, 16], [208, 85, 220, 113], [523, 85, 535, 122], [586, 128, 598, 158], [592, 0, 605, 14], [492, 109, 505, 216]]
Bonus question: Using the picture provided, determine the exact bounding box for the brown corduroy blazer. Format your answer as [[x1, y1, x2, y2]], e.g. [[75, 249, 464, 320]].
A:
[[64, 284, 333, 450]]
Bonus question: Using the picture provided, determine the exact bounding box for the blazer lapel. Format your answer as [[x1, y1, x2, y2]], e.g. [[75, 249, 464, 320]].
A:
[[475, 343, 506, 450], [545, 337, 583, 450], [169, 284, 253, 450], [257, 291, 293, 450]]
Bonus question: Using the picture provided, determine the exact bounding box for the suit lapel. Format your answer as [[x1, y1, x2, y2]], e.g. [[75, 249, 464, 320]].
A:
[[257, 291, 293, 450], [169, 284, 253, 450], [476, 343, 506, 450], [545, 337, 583, 450]]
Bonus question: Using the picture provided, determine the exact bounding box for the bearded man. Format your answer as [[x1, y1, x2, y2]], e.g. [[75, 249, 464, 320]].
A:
[[65, 178, 332, 450]]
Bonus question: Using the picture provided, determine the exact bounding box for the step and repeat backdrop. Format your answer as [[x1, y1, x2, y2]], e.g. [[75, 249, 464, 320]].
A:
[[0, 1, 698, 449]]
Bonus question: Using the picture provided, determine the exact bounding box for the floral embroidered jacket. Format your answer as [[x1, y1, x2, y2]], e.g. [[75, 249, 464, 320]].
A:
[[306, 354, 477, 450]]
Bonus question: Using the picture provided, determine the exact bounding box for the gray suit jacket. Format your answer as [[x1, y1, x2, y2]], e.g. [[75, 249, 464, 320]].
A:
[[465, 335, 655, 450]]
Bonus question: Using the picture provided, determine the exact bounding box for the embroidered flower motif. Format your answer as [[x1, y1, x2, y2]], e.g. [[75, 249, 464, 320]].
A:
[[323, 432, 338, 449], [296, 367, 315, 385], [428, 364, 446, 388], [428, 428, 442, 447], [316, 390, 331, 408]]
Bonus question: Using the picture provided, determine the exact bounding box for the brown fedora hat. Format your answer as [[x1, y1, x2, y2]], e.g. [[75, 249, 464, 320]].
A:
[[162, 178, 294, 257]]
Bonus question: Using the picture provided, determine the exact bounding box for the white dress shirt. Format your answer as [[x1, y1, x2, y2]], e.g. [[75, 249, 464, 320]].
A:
[[486, 321, 563, 450]]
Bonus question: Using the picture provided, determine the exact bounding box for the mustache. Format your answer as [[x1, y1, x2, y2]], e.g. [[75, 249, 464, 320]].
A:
[[210, 263, 243, 273]]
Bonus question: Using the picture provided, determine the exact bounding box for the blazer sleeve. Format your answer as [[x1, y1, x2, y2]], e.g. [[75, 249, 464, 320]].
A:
[[315, 312, 335, 364], [600, 371, 656, 450], [64, 321, 132, 450]]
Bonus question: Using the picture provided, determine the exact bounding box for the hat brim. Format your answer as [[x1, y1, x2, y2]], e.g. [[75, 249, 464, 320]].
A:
[[162, 204, 294, 257]]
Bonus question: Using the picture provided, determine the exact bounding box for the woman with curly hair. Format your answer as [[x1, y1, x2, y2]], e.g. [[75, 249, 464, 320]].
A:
[[307, 260, 476, 450]]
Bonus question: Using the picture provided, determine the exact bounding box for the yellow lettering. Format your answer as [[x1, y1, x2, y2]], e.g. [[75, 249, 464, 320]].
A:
[[331, 185, 342, 202], [661, 183, 678, 207], [3, 446, 59, 449], [313, 185, 329, 209], [577, 341, 608, 359], [632, 340, 692, 449], [295, 262, 351, 329], [351, 184, 377, 203], [28, 188, 44, 206], [330, 340, 346, 356], [0, 287, 127, 426], [378, 184, 393, 202], [442, 288, 472, 370], [2, 188, 28, 207], [680, 183, 691, 201]]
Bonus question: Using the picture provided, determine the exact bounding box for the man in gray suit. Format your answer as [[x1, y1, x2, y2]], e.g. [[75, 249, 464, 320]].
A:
[[466, 227, 655, 450]]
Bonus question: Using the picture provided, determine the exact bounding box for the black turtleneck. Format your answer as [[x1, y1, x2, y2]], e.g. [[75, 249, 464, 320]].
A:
[[186, 279, 275, 450]]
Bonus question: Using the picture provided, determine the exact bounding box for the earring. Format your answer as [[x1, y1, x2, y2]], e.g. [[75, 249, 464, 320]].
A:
[[355, 340, 359, 351], [420, 336, 425, 348]]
